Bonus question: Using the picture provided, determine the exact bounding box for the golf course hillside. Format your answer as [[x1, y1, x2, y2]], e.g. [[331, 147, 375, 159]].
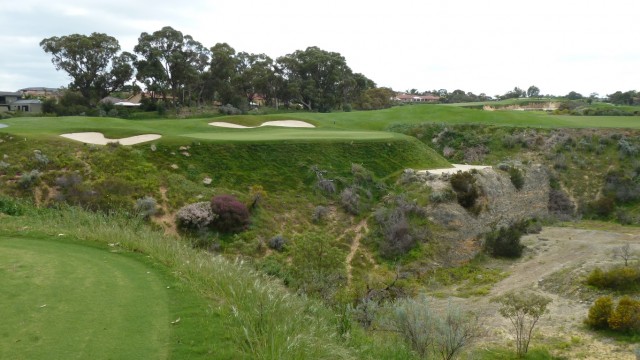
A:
[[5, 103, 640, 359]]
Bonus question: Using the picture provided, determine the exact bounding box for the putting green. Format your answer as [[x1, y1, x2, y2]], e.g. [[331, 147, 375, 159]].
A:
[[181, 128, 398, 142], [0, 237, 170, 359]]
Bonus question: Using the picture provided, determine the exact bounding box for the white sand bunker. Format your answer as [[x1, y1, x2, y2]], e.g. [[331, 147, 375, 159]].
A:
[[60, 132, 161, 145], [418, 164, 491, 175], [209, 120, 315, 128], [0, 124, 8, 128]]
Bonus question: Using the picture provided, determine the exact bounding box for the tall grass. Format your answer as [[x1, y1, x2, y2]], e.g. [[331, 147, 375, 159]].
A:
[[2, 203, 354, 359]]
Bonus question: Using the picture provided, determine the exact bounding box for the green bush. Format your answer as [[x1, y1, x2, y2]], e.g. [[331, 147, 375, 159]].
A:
[[608, 296, 640, 333], [586, 296, 613, 330], [586, 266, 640, 291], [586, 196, 616, 218], [450, 171, 480, 210], [0, 196, 25, 216], [508, 167, 525, 190], [484, 222, 524, 258]]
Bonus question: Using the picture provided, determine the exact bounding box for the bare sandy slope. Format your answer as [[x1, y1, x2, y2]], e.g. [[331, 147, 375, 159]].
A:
[[208, 120, 315, 128], [60, 132, 161, 145], [418, 164, 491, 175], [435, 226, 640, 359]]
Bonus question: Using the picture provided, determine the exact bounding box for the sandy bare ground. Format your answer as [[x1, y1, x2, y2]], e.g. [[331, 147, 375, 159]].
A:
[[0, 124, 8, 128], [208, 120, 315, 128], [418, 164, 491, 175], [345, 219, 370, 286], [60, 132, 161, 145], [436, 226, 640, 359]]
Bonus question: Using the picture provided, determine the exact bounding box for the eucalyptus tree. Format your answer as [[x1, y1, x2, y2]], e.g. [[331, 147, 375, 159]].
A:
[[40, 32, 135, 105], [234, 52, 276, 105], [133, 26, 209, 106], [526, 85, 540, 98], [276, 46, 355, 112], [206, 42, 240, 106]]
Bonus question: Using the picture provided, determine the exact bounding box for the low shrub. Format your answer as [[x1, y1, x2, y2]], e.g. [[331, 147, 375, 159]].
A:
[[340, 187, 360, 215], [450, 171, 480, 210], [268, 234, 288, 252], [508, 167, 525, 190], [586, 296, 613, 330], [586, 196, 616, 218], [210, 194, 250, 233], [219, 104, 242, 115], [484, 222, 525, 258], [134, 196, 158, 219], [428, 188, 456, 203], [586, 266, 640, 291], [608, 296, 640, 333], [176, 202, 216, 231], [374, 196, 429, 259], [548, 188, 575, 219], [17, 170, 40, 189], [311, 205, 329, 223], [0, 196, 25, 216]]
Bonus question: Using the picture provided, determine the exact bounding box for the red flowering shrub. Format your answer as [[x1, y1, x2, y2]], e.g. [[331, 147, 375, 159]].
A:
[[210, 194, 250, 233]]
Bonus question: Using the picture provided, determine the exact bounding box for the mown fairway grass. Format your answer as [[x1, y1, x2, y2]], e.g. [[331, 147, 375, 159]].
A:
[[0, 236, 170, 359], [0, 234, 234, 360]]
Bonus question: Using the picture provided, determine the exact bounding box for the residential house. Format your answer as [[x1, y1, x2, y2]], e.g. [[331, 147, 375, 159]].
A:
[[250, 94, 266, 107], [10, 99, 43, 113], [394, 93, 440, 103], [0, 91, 21, 113]]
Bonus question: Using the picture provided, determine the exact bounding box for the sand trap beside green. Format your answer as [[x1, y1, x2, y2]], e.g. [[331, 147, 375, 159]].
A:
[[0, 124, 8, 128], [0, 237, 170, 359], [209, 120, 315, 128], [60, 132, 161, 145]]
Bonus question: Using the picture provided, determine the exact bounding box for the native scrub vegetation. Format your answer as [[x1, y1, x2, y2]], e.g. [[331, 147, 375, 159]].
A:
[[8, 103, 640, 358]]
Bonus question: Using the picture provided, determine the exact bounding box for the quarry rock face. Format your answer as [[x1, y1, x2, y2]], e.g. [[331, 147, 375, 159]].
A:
[[426, 165, 550, 260]]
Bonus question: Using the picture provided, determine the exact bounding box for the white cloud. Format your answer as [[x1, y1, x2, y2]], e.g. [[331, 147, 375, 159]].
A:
[[0, 0, 638, 96]]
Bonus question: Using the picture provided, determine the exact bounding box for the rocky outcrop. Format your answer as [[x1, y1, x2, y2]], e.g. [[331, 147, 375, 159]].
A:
[[425, 165, 550, 261]]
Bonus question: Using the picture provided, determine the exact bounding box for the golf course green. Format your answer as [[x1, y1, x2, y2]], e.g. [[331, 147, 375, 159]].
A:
[[0, 237, 170, 359]]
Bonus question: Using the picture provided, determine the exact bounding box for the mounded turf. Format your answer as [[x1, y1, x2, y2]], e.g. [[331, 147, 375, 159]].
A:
[[0, 237, 170, 359], [181, 128, 398, 142], [5, 104, 640, 146]]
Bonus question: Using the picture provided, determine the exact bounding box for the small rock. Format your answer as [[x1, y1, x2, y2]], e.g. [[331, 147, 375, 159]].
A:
[[170, 164, 179, 170], [202, 177, 212, 185], [181, 151, 190, 157], [150, 144, 157, 151]]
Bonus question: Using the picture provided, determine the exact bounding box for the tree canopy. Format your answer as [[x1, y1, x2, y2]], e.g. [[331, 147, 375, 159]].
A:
[[40, 33, 135, 104], [276, 46, 361, 112], [133, 26, 210, 105]]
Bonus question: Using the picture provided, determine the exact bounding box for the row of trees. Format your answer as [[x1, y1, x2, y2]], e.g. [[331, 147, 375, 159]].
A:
[[41, 27, 386, 112]]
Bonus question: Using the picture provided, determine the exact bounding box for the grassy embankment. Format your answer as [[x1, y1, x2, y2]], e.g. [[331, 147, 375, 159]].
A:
[[4, 104, 640, 359], [2, 202, 393, 359]]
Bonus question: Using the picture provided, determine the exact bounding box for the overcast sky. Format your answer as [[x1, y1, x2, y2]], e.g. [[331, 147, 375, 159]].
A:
[[1, 0, 638, 97]]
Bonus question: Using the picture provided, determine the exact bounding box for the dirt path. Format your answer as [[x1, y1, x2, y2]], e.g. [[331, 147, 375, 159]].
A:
[[153, 187, 178, 236], [345, 219, 370, 286], [438, 226, 640, 359]]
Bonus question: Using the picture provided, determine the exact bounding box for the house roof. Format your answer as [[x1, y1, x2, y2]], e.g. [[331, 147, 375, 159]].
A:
[[12, 99, 42, 104], [100, 96, 126, 104], [19, 87, 59, 92], [0, 91, 21, 96]]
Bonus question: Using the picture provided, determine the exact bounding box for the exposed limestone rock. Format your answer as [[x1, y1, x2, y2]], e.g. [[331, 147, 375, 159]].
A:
[[425, 165, 550, 261]]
